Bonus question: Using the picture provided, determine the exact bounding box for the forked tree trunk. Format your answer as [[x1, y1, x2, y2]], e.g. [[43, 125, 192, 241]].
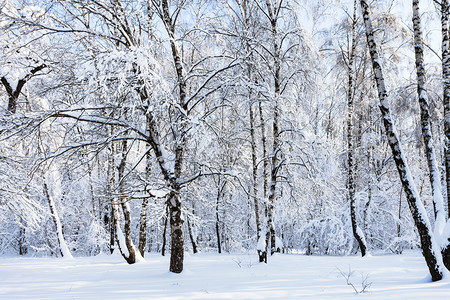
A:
[[112, 203, 133, 263], [360, 0, 445, 281], [1, 64, 45, 114], [347, 0, 367, 257], [111, 137, 138, 264], [120, 202, 137, 264]]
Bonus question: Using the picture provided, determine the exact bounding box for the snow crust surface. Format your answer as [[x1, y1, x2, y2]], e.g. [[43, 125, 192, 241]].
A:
[[1, 252, 450, 299]]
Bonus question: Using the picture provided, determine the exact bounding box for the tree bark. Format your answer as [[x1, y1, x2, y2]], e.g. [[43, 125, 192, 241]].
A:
[[116, 137, 137, 264], [439, 0, 450, 271], [360, 0, 445, 281], [168, 191, 184, 273], [347, 0, 367, 257], [0, 64, 45, 114], [187, 216, 198, 254], [138, 197, 149, 257], [43, 182, 73, 259], [263, 0, 282, 257], [160, 0, 188, 273], [412, 0, 446, 236], [441, 0, 450, 221], [161, 204, 168, 256], [240, 0, 264, 261], [250, 102, 263, 260], [215, 182, 225, 254]]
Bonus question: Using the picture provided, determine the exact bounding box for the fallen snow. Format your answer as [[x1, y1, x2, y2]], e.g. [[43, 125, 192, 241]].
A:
[[1, 251, 449, 299]]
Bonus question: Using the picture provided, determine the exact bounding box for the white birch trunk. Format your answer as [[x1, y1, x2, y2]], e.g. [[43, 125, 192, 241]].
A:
[[360, 0, 445, 281], [412, 0, 446, 237], [43, 175, 73, 260], [347, 0, 368, 257]]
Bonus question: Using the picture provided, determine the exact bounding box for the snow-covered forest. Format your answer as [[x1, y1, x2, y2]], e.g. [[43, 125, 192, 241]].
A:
[[2, 0, 450, 288]]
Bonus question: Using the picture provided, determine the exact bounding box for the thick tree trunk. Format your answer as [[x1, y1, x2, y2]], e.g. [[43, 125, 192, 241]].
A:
[[120, 202, 137, 264], [360, 0, 445, 281], [168, 191, 184, 273], [112, 202, 136, 264], [347, 0, 367, 257], [160, 0, 188, 273]]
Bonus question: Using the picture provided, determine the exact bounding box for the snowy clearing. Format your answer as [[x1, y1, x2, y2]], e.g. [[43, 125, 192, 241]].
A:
[[1, 251, 449, 299]]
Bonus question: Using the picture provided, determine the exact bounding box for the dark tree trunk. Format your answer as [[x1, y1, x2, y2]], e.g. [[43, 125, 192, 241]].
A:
[[168, 191, 184, 273], [109, 205, 115, 254], [0, 64, 45, 114], [215, 192, 222, 254], [215, 182, 226, 254], [187, 217, 198, 254], [360, 0, 444, 281], [138, 197, 149, 257], [18, 224, 27, 255], [161, 204, 168, 256]]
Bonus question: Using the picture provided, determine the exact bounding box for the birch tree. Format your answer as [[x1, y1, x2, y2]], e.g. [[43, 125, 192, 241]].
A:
[[412, 0, 446, 237], [346, 0, 367, 257], [359, 0, 445, 281]]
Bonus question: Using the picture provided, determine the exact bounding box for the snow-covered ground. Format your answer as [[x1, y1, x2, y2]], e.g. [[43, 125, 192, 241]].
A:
[[1, 251, 449, 299]]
